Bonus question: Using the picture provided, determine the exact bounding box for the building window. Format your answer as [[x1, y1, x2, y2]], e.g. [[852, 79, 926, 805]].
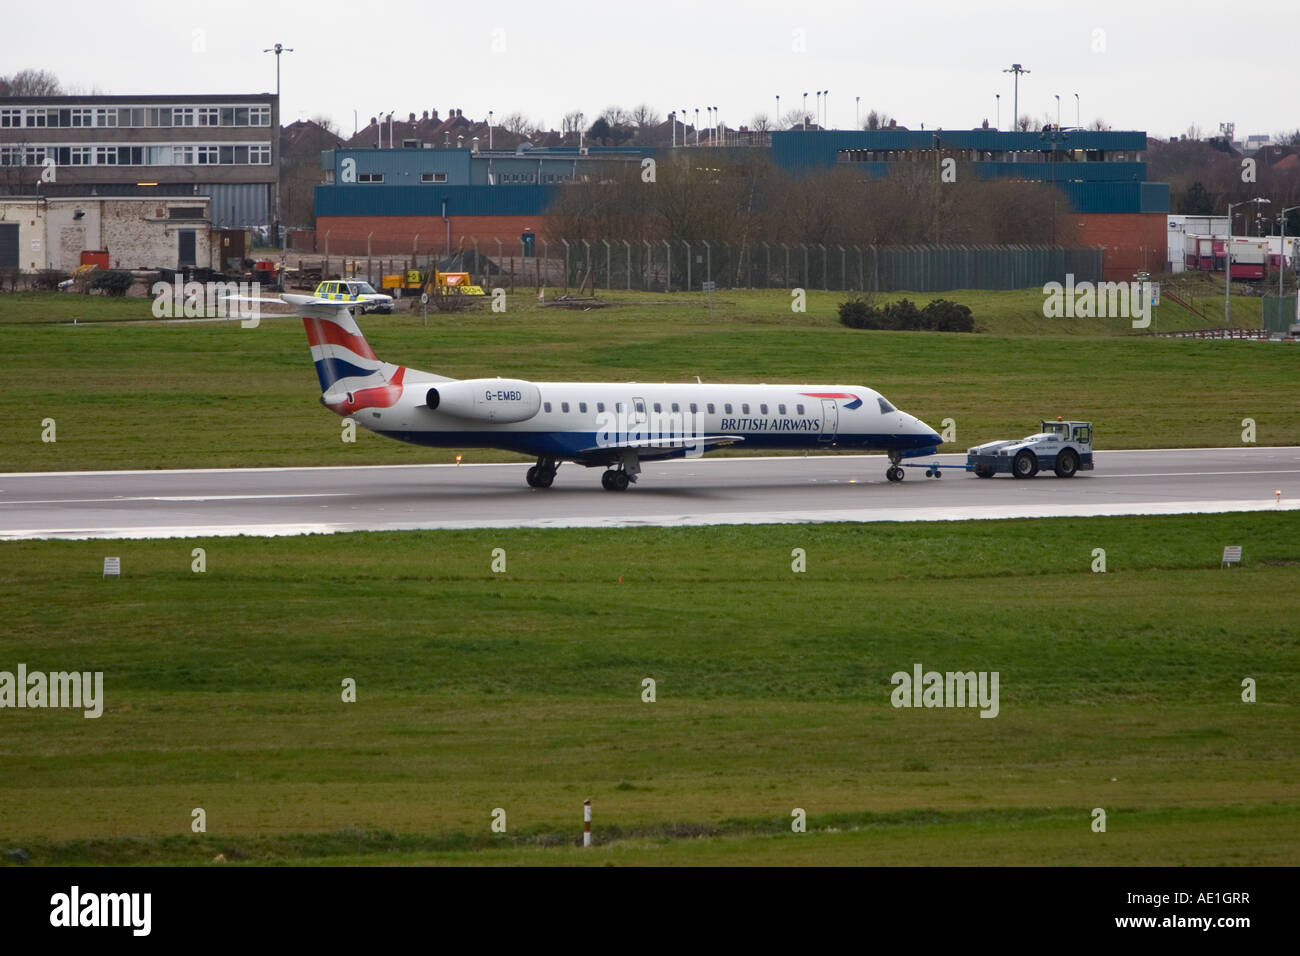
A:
[[358, 172, 384, 183], [196, 146, 219, 164], [249, 145, 271, 164], [168, 207, 205, 219], [171, 145, 194, 165], [250, 106, 270, 126], [23, 146, 46, 166], [172, 107, 194, 126], [25, 110, 48, 128], [0, 146, 20, 166], [95, 146, 118, 165], [197, 107, 220, 126], [70, 108, 93, 127], [0, 109, 20, 127], [116, 146, 144, 165], [70, 147, 91, 165], [95, 108, 118, 127], [420, 172, 447, 183]]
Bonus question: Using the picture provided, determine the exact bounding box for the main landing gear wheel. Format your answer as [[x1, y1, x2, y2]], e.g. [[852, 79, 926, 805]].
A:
[[1012, 449, 1039, 479], [1054, 448, 1079, 478], [525, 460, 557, 489], [886, 465, 905, 482], [601, 469, 630, 492]]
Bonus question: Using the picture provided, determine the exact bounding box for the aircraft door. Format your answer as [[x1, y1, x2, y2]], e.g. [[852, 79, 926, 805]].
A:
[[819, 399, 838, 442]]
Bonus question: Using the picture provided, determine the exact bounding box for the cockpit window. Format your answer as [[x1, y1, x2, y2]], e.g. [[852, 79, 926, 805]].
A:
[[877, 396, 896, 414]]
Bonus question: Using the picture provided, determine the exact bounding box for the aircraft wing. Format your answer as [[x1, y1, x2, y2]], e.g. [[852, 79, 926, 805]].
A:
[[574, 435, 745, 458]]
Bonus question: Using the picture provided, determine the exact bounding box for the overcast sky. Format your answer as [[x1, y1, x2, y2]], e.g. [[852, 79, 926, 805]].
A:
[[6, 0, 1294, 140]]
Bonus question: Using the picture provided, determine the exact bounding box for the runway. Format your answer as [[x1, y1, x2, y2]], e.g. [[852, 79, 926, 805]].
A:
[[1, 447, 1298, 540]]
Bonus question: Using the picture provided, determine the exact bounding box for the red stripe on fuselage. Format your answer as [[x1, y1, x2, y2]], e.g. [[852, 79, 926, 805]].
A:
[[302, 316, 378, 361]]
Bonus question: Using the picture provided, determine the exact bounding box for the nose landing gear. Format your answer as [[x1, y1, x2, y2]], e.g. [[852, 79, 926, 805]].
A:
[[885, 451, 905, 482]]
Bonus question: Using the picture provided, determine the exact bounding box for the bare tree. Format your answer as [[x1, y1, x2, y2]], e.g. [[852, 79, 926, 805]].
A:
[[1016, 114, 1042, 132], [780, 109, 811, 130], [309, 114, 339, 136], [1088, 117, 1109, 132], [561, 110, 586, 139], [750, 113, 773, 132], [0, 68, 62, 96], [630, 104, 661, 130], [500, 111, 536, 137], [599, 105, 629, 128], [863, 109, 893, 131]]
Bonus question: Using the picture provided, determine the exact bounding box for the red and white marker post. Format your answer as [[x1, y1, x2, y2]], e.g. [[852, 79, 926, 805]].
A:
[[583, 799, 592, 847]]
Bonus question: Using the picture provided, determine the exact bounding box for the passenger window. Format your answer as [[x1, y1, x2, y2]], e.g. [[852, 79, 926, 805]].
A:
[[724, 404, 732, 414], [615, 402, 624, 413], [561, 402, 570, 413], [634, 400, 646, 415], [672, 403, 680, 413], [796, 404, 805, 415], [597, 402, 605, 413], [690, 403, 698, 414], [653, 402, 662, 413], [742, 404, 750, 414], [706, 403, 714, 414], [779, 404, 786, 415], [579, 402, 587, 413], [544, 402, 552, 412], [760, 404, 768, 415]]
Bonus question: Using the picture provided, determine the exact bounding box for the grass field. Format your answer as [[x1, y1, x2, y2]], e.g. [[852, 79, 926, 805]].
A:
[[2, 513, 1297, 865], [1, 286, 1295, 472]]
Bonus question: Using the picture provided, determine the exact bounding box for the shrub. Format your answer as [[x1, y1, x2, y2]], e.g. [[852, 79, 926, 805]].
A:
[[838, 296, 974, 332], [90, 270, 135, 297], [31, 269, 70, 292]]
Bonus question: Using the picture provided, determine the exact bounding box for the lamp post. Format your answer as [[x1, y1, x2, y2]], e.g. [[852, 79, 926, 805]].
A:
[[1225, 198, 1270, 325], [802, 92, 807, 129], [262, 42, 293, 248], [488, 110, 493, 150], [815, 92, 821, 129], [694, 108, 699, 145], [855, 95, 860, 130], [823, 90, 829, 128], [1002, 63, 1030, 130], [775, 95, 780, 129], [1278, 205, 1299, 298], [1054, 94, 1060, 128], [996, 93, 1000, 130], [1074, 92, 1079, 127]]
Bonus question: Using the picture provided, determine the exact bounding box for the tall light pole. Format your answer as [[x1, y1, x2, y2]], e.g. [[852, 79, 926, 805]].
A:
[[670, 111, 676, 148], [488, 110, 493, 150], [694, 108, 699, 145], [262, 43, 293, 247], [802, 92, 808, 129], [823, 90, 829, 128], [1054, 94, 1060, 128], [815, 92, 821, 128], [855, 95, 860, 130], [775, 95, 780, 129], [1279, 205, 1299, 298], [1003, 63, 1030, 130], [1074, 92, 1080, 127], [1225, 197, 1270, 325]]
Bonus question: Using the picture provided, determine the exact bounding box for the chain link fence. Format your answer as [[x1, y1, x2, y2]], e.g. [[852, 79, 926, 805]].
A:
[[295, 236, 1105, 294]]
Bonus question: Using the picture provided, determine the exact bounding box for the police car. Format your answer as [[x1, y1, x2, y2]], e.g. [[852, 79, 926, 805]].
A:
[[312, 279, 394, 314]]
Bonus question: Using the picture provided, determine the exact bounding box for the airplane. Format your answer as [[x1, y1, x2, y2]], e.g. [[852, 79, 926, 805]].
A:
[[238, 293, 944, 491]]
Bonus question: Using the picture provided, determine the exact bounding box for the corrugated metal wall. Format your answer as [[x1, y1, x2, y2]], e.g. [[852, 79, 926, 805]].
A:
[[315, 183, 560, 217], [198, 183, 270, 228]]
